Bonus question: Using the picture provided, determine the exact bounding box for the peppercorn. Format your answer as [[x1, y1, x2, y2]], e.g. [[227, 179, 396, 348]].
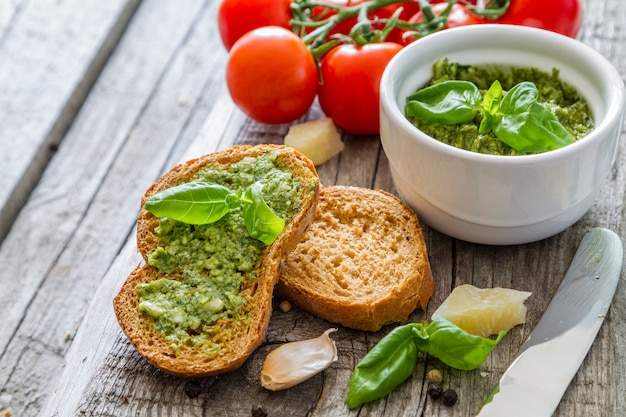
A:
[[278, 299, 292, 313], [442, 388, 458, 406], [427, 383, 443, 399], [251, 405, 269, 417], [184, 380, 202, 398], [426, 368, 443, 384]]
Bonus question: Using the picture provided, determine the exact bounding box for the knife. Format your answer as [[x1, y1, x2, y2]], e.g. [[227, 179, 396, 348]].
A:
[[476, 227, 623, 417]]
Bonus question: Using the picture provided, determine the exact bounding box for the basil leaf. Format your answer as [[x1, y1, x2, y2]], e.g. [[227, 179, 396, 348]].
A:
[[346, 319, 506, 408], [482, 80, 504, 114], [492, 81, 574, 153], [144, 180, 287, 245], [144, 181, 238, 225], [346, 324, 421, 409], [406, 80, 482, 124], [242, 181, 285, 245], [478, 80, 503, 134], [424, 318, 506, 371], [494, 104, 573, 153], [500, 80, 538, 112]]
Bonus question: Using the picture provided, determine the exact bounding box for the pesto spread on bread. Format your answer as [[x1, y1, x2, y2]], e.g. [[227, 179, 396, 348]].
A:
[[137, 151, 308, 351]]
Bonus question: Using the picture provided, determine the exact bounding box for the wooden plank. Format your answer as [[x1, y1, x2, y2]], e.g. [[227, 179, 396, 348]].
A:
[[547, 2, 626, 415], [37, 83, 246, 416], [0, 0, 226, 415], [0, 0, 141, 243], [0, 0, 202, 354]]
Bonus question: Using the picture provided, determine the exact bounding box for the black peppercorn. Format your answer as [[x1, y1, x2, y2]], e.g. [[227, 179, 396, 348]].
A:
[[251, 405, 269, 417], [184, 380, 202, 398], [442, 388, 458, 406], [427, 383, 443, 399]]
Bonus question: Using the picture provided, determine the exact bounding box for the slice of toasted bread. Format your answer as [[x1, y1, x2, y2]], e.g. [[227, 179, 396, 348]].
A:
[[276, 186, 434, 332], [113, 144, 320, 377]]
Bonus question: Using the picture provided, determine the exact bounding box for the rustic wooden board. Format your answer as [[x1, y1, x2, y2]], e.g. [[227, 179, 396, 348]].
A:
[[0, 0, 141, 243], [1, 0, 625, 416]]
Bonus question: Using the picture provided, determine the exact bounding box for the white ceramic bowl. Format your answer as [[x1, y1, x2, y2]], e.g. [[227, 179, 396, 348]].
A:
[[380, 24, 624, 245]]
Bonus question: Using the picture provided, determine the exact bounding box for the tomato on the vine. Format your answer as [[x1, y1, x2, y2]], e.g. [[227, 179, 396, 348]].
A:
[[384, 1, 422, 21], [307, 0, 360, 37], [496, 0, 582, 38], [218, 0, 292, 50], [411, 3, 486, 34], [308, 0, 388, 37], [226, 26, 319, 125], [318, 42, 403, 135], [388, 3, 486, 45], [412, 3, 487, 27], [305, 0, 419, 44]]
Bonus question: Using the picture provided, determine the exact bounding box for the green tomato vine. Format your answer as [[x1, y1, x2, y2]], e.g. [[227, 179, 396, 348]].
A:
[[289, 0, 512, 58]]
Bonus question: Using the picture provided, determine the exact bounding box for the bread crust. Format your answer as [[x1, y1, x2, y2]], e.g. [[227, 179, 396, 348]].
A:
[[276, 186, 434, 332], [113, 145, 320, 377]]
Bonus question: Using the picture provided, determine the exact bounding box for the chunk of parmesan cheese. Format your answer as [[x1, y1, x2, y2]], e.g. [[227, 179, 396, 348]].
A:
[[284, 118, 344, 166], [432, 284, 531, 337]]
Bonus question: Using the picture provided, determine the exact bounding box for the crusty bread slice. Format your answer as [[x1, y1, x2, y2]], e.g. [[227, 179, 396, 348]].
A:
[[113, 144, 320, 377], [276, 186, 434, 332]]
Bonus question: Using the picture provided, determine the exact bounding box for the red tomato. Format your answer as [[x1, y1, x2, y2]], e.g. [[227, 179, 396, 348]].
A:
[[226, 26, 319, 125], [217, 0, 292, 50], [496, 0, 582, 38], [318, 42, 403, 135]]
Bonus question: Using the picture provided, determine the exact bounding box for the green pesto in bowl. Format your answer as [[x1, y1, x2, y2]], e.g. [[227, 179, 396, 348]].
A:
[[406, 58, 594, 155]]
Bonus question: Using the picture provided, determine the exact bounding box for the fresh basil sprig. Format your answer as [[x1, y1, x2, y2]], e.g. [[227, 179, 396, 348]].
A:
[[406, 79, 574, 154], [144, 180, 285, 245], [345, 318, 506, 409]]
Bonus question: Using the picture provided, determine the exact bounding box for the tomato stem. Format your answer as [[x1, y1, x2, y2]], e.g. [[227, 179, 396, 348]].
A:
[[295, 0, 402, 47], [291, 0, 510, 57], [461, 0, 511, 19]]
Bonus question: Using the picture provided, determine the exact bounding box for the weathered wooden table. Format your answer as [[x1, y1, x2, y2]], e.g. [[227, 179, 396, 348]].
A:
[[1, 0, 624, 416]]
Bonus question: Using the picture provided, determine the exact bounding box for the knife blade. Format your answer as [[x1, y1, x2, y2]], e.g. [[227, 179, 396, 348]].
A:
[[476, 227, 623, 417]]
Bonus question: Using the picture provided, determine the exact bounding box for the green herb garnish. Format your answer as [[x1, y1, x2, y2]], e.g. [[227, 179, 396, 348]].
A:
[[241, 181, 286, 245], [345, 318, 506, 409], [144, 180, 285, 245], [406, 79, 575, 154]]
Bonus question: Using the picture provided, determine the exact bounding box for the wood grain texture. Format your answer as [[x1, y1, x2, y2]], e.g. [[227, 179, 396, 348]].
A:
[[0, 0, 225, 414], [0, 0, 141, 243], [1, 0, 625, 416]]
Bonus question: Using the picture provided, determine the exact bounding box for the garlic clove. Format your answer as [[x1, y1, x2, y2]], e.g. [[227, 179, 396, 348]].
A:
[[260, 328, 338, 391]]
